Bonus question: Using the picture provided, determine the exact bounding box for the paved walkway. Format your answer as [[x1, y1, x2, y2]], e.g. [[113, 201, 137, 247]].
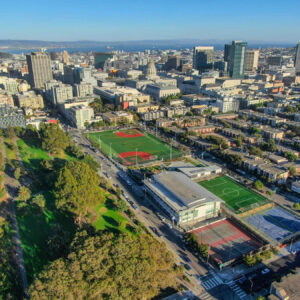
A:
[[2, 138, 28, 297]]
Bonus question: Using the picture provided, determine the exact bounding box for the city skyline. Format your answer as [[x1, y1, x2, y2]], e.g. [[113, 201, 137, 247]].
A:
[[1, 0, 300, 43]]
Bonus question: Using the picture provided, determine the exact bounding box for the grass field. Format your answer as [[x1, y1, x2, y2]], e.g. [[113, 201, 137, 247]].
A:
[[88, 128, 183, 165], [199, 176, 269, 214], [89, 196, 131, 234], [17, 138, 51, 169]]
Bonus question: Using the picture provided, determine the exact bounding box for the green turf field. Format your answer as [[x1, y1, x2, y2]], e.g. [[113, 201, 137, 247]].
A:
[[88, 128, 183, 165], [199, 176, 269, 213]]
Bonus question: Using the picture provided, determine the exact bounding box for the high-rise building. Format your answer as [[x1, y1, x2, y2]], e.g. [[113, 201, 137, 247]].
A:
[[295, 42, 300, 75], [26, 52, 53, 89], [267, 56, 282, 66], [224, 41, 247, 79], [62, 50, 70, 65], [193, 46, 214, 72], [94, 52, 113, 70], [245, 49, 259, 72], [164, 55, 181, 71]]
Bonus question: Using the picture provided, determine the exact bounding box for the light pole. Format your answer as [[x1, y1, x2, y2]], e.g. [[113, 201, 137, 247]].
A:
[[110, 143, 112, 159], [98, 137, 102, 150], [136, 148, 138, 166]]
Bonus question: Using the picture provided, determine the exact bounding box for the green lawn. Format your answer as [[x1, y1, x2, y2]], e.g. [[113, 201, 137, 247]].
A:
[[88, 128, 183, 165], [17, 138, 51, 169], [90, 198, 130, 233], [199, 175, 269, 213]]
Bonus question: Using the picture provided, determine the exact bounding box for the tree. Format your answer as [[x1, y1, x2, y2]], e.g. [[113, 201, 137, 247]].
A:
[[40, 123, 70, 154], [293, 203, 300, 211], [28, 230, 178, 300], [243, 254, 257, 267], [17, 186, 31, 202], [81, 154, 99, 171], [0, 217, 21, 298], [249, 146, 263, 157], [14, 167, 21, 180], [289, 166, 297, 177], [284, 152, 298, 162], [89, 97, 103, 113], [236, 136, 243, 147], [66, 144, 84, 159], [55, 161, 105, 218], [5, 126, 15, 139], [254, 180, 264, 191], [31, 194, 46, 211]]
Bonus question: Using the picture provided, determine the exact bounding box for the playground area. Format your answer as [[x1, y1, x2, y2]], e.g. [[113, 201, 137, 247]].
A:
[[191, 219, 261, 264], [245, 206, 300, 243], [88, 128, 183, 165], [199, 176, 269, 214]]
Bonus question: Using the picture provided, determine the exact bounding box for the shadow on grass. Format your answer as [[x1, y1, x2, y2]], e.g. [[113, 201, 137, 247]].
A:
[[103, 215, 119, 227]]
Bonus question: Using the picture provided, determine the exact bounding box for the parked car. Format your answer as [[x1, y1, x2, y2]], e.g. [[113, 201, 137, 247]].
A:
[[261, 268, 270, 275]]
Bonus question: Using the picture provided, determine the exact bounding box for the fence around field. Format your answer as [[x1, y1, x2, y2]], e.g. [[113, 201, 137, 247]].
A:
[[87, 130, 184, 166]]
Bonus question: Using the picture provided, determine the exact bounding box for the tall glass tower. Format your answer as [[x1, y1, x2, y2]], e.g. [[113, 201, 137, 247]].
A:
[[224, 41, 247, 79], [295, 43, 300, 75]]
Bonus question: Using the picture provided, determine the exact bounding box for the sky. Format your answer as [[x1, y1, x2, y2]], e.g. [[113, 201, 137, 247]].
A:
[[1, 0, 299, 43]]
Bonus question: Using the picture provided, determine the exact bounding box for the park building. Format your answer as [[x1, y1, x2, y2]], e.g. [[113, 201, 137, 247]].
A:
[[144, 171, 223, 225]]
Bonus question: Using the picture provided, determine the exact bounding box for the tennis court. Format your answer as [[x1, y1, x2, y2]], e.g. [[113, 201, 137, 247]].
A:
[[245, 206, 300, 242], [191, 219, 261, 263], [199, 176, 269, 214], [88, 128, 183, 165]]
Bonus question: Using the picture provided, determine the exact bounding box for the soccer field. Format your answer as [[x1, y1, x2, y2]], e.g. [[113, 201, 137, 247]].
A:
[[88, 128, 183, 165], [199, 176, 269, 213]]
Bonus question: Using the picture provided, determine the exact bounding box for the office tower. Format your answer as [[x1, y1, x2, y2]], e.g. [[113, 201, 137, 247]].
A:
[[295, 42, 300, 75], [26, 52, 53, 89], [245, 49, 259, 72], [165, 55, 181, 71], [193, 46, 214, 72], [224, 41, 247, 79], [62, 50, 70, 65], [94, 52, 113, 70], [49, 51, 59, 60], [267, 56, 282, 66]]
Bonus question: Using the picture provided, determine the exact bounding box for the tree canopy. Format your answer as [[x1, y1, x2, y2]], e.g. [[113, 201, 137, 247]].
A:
[[55, 161, 105, 218], [40, 123, 70, 154], [28, 230, 178, 300]]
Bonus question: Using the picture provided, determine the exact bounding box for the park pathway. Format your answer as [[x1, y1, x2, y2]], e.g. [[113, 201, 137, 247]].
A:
[[1, 138, 28, 297]]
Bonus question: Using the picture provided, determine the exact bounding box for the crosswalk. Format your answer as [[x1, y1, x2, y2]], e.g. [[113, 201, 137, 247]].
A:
[[227, 280, 247, 299], [199, 271, 223, 290], [198, 289, 214, 300], [198, 290, 212, 300]]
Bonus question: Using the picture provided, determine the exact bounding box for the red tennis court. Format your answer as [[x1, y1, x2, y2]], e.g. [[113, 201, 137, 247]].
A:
[[191, 219, 261, 263]]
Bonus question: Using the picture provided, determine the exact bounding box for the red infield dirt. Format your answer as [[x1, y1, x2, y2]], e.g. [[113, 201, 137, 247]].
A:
[[119, 151, 154, 165], [115, 129, 144, 138]]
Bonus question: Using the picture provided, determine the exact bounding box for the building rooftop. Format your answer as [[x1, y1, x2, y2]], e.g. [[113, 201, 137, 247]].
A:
[[145, 171, 223, 212], [271, 269, 300, 300]]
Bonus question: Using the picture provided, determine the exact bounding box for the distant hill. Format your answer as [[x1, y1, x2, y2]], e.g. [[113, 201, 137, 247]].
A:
[[0, 52, 13, 59], [0, 39, 296, 50]]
